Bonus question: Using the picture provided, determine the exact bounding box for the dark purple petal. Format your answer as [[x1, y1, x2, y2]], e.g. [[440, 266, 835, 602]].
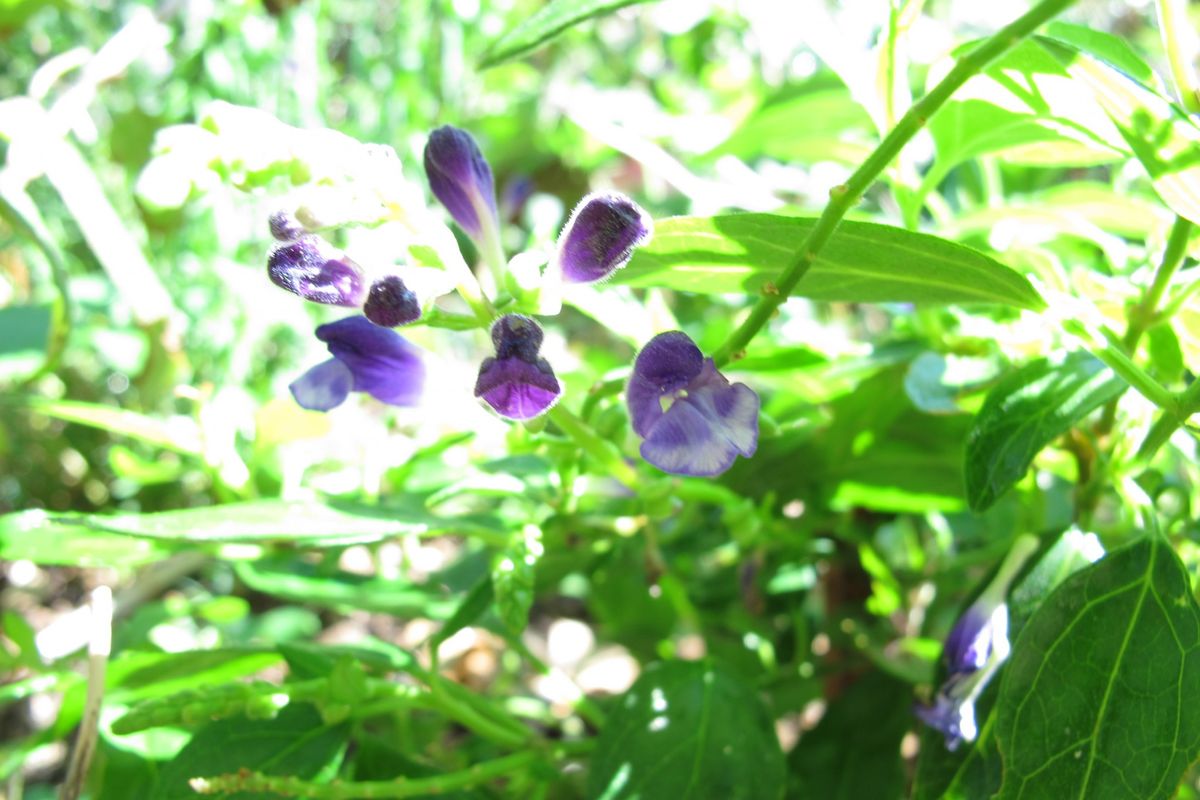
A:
[[289, 358, 353, 411], [316, 316, 424, 406], [943, 603, 1000, 676], [474, 356, 561, 420], [363, 276, 421, 327], [639, 378, 759, 476], [268, 236, 367, 307], [915, 685, 976, 751], [423, 126, 498, 239], [626, 331, 704, 437], [268, 210, 305, 242], [490, 314, 544, 363], [557, 192, 653, 283]]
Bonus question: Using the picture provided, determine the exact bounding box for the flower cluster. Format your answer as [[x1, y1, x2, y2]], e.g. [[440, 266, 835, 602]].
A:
[[265, 126, 761, 477]]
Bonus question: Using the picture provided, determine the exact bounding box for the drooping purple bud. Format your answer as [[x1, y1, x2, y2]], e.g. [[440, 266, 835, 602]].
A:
[[423, 126, 498, 240], [626, 331, 759, 476], [289, 316, 425, 411], [268, 236, 367, 307], [556, 192, 652, 284], [268, 210, 306, 242], [474, 314, 560, 420], [363, 276, 421, 327]]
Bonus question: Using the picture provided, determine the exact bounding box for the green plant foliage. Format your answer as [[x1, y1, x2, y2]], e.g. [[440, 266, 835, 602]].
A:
[[587, 660, 785, 799], [481, 0, 655, 67], [995, 535, 1200, 799]]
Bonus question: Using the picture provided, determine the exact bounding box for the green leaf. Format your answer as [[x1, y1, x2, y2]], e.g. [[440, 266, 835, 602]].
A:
[[1041, 22, 1157, 85], [432, 577, 495, 650], [0, 304, 51, 380], [711, 86, 876, 165], [995, 536, 1200, 800], [616, 214, 1045, 310], [150, 704, 347, 799], [1043, 40, 1200, 225], [587, 660, 784, 800], [492, 524, 542, 635], [481, 0, 655, 68], [0, 395, 203, 454], [0, 509, 174, 567], [0, 498, 449, 547], [964, 352, 1127, 511], [788, 670, 909, 799]]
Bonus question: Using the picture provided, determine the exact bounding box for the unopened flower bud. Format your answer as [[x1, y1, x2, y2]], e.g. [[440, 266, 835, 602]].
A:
[[556, 192, 652, 284], [423, 126, 499, 241], [268, 210, 305, 242], [363, 276, 421, 327], [267, 236, 367, 307]]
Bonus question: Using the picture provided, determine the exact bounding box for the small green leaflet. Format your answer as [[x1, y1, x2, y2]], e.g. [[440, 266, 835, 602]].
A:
[[480, 0, 655, 68], [995, 536, 1200, 800], [964, 352, 1127, 511], [616, 214, 1046, 310], [587, 660, 784, 800]]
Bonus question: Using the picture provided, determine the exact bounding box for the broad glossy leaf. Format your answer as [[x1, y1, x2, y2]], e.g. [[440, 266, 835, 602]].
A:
[[150, 704, 347, 799], [617, 214, 1045, 310], [1, 498, 449, 547], [789, 670, 909, 799], [480, 0, 654, 68], [588, 660, 784, 800], [1043, 40, 1200, 225], [965, 352, 1127, 511], [995, 536, 1200, 800]]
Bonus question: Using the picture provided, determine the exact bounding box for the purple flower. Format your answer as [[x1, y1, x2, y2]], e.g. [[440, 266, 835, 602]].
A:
[[423, 126, 498, 242], [556, 192, 653, 284], [268, 236, 367, 307], [268, 210, 306, 242], [363, 276, 421, 327], [289, 316, 424, 411], [627, 332, 759, 477], [915, 675, 981, 752], [474, 315, 561, 420]]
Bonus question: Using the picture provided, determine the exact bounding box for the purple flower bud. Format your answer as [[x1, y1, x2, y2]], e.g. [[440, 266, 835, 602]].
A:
[[423, 126, 498, 241], [556, 192, 652, 284], [915, 677, 979, 752], [474, 314, 561, 420], [268, 236, 367, 307], [289, 316, 424, 411], [268, 210, 306, 242], [363, 276, 421, 327], [626, 331, 759, 476], [943, 599, 1007, 677]]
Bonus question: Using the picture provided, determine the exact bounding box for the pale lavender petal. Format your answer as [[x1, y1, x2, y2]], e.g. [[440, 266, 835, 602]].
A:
[[639, 398, 743, 477], [626, 331, 704, 437], [944, 601, 1008, 677], [684, 368, 760, 458], [474, 356, 561, 420], [423, 126, 497, 239], [557, 192, 653, 283], [363, 276, 421, 327], [491, 314, 543, 362], [915, 686, 976, 751], [268, 236, 366, 307], [316, 316, 424, 406], [289, 358, 353, 411]]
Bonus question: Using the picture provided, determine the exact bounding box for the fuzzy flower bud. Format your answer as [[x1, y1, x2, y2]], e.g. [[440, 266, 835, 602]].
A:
[[267, 235, 367, 307], [423, 126, 499, 241], [556, 192, 653, 283], [363, 276, 421, 327]]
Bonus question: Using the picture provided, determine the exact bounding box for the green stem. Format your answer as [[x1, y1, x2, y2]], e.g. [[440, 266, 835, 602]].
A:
[[1157, 270, 1200, 323], [1088, 337, 1179, 413], [1124, 215, 1192, 350], [547, 405, 640, 489], [426, 674, 532, 748], [1157, 0, 1200, 114], [190, 750, 543, 798], [710, 0, 1078, 366], [1136, 378, 1200, 461]]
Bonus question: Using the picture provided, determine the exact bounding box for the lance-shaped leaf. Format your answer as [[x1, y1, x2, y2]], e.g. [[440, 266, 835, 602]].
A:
[[616, 214, 1046, 310], [995, 536, 1200, 800], [480, 0, 654, 68], [965, 352, 1126, 511]]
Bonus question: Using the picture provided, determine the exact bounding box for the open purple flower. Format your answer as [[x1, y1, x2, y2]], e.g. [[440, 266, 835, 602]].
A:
[[423, 126, 499, 242], [268, 235, 367, 307], [474, 314, 561, 420], [556, 192, 653, 284], [363, 276, 421, 327], [289, 316, 424, 411], [626, 332, 759, 476]]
